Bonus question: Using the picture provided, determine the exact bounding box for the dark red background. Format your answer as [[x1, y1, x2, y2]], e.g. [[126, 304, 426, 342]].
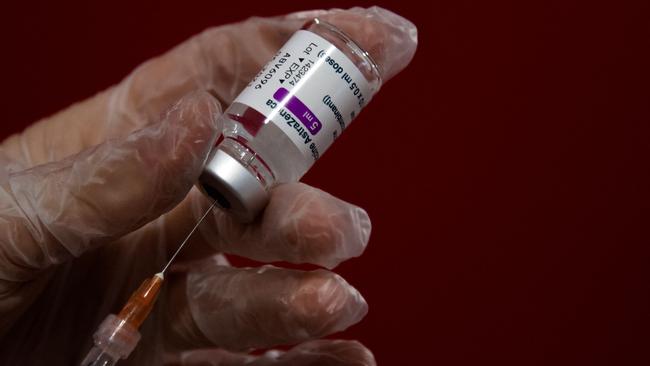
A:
[[2, 0, 649, 364]]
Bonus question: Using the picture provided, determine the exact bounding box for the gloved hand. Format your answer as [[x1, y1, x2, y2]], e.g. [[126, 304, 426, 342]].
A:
[[0, 6, 417, 365]]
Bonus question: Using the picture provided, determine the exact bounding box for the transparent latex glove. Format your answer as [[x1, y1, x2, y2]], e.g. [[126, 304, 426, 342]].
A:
[[0, 6, 417, 366]]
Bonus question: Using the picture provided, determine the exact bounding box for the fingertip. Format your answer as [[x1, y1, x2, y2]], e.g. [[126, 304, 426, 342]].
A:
[[274, 185, 341, 266], [169, 91, 222, 145], [270, 184, 372, 269], [290, 270, 368, 337], [366, 6, 418, 80], [317, 6, 418, 81], [153, 91, 222, 186], [352, 205, 372, 254]]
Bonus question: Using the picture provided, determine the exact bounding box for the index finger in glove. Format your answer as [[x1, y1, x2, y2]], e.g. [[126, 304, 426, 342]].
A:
[[2, 7, 417, 168], [0, 91, 220, 282]]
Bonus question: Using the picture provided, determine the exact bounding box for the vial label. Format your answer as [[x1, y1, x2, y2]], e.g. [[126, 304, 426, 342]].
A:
[[234, 30, 373, 162]]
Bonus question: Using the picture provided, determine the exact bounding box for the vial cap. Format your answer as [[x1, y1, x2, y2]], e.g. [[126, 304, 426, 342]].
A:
[[199, 149, 269, 222]]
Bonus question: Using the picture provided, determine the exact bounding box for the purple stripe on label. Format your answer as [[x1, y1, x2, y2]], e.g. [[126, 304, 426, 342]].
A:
[[273, 87, 322, 135]]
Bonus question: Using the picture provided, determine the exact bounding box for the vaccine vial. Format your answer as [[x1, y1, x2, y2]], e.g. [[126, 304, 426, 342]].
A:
[[199, 18, 382, 221]]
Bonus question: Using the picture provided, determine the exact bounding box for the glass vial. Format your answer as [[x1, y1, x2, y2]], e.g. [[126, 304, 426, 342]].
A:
[[199, 18, 382, 221]]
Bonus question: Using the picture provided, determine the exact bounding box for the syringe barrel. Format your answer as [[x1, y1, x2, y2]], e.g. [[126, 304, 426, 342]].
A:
[[81, 274, 162, 365]]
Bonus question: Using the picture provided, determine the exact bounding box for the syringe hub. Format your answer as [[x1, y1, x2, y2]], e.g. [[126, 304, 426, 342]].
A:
[[117, 273, 164, 328], [80, 274, 164, 366]]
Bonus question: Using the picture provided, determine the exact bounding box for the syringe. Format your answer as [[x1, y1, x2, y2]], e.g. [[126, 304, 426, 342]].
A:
[[80, 200, 217, 366]]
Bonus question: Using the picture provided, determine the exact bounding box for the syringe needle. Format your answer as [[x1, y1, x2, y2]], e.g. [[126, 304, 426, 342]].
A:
[[81, 199, 219, 366], [159, 199, 218, 275]]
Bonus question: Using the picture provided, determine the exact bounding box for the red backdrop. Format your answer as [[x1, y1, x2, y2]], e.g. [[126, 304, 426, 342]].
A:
[[2, 0, 649, 364]]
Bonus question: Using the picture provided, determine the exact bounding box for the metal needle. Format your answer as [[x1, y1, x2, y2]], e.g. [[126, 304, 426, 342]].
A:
[[159, 199, 218, 275]]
